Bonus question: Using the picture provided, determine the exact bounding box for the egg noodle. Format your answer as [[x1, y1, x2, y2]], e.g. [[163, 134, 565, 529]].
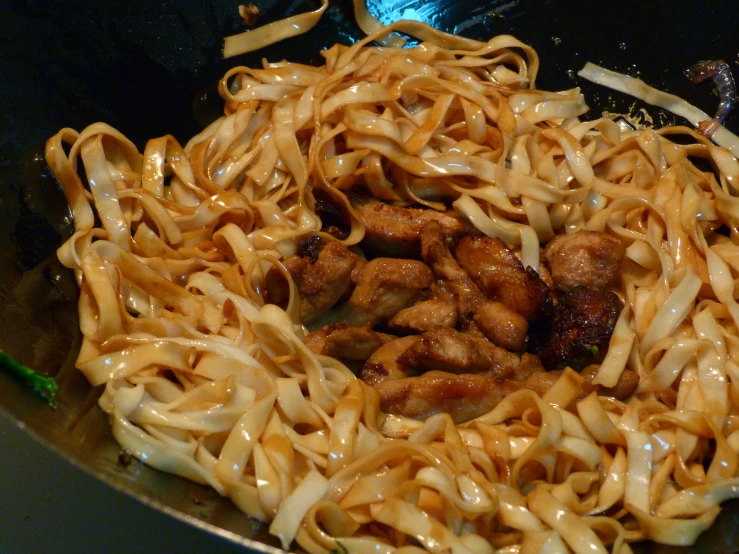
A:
[[45, 16, 739, 554]]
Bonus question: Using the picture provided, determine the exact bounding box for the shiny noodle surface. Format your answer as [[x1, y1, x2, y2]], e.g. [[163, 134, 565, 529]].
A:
[[46, 20, 739, 554]]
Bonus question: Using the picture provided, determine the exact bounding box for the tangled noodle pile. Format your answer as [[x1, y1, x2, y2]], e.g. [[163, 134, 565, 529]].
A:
[[45, 18, 739, 554]]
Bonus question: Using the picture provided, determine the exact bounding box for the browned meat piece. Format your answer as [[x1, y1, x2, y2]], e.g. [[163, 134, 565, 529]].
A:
[[529, 286, 622, 371], [360, 336, 419, 386], [375, 365, 639, 423], [421, 221, 487, 325], [474, 301, 528, 352], [306, 195, 349, 240], [516, 369, 575, 397], [519, 366, 639, 401], [537, 263, 555, 290], [323, 226, 349, 240], [296, 235, 324, 264], [263, 256, 299, 307], [454, 235, 552, 320], [351, 194, 473, 258], [303, 323, 394, 363], [314, 195, 344, 224], [513, 353, 546, 382], [349, 251, 367, 285], [580, 364, 640, 400], [264, 240, 360, 324], [335, 258, 433, 328], [397, 326, 544, 380], [375, 370, 520, 423], [238, 4, 259, 28], [543, 230, 625, 292], [389, 299, 458, 334]]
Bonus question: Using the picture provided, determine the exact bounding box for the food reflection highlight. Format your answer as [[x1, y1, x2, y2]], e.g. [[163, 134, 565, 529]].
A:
[[45, 18, 739, 554]]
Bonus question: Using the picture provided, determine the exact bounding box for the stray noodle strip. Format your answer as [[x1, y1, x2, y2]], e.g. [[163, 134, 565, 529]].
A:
[[578, 62, 739, 157], [224, 0, 405, 58], [224, 0, 329, 58]]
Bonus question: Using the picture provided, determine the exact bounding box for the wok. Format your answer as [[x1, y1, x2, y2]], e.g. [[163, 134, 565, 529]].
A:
[[1, 0, 738, 552]]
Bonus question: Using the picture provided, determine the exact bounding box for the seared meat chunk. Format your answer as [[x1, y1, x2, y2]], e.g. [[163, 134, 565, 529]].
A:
[[581, 364, 640, 400], [519, 366, 639, 401], [389, 299, 458, 334], [238, 4, 260, 28], [304, 324, 394, 363], [454, 235, 552, 320], [537, 263, 555, 290], [296, 235, 324, 264], [313, 195, 350, 240], [375, 370, 520, 423], [336, 258, 433, 328], [265, 240, 360, 324], [351, 194, 472, 258], [530, 286, 622, 371], [314, 194, 348, 228], [543, 230, 625, 292], [360, 336, 419, 386], [397, 326, 544, 380], [374, 365, 639, 423], [421, 221, 487, 323], [474, 301, 528, 352]]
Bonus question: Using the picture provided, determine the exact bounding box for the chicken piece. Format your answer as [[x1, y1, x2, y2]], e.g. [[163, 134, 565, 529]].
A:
[[519, 366, 639, 401], [454, 235, 552, 320], [580, 364, 640, 400], [543, 230, 625, 292], [303, 324, 394, 363], [349, 252, 367, 285], [389, 299, 458, 334], [397, 326, 544, 380], [264, 239, 360, 324], [474, 301, 528, 352], [351, 194, 473, 258], [529, 286, 622, 371], [421, 221, 487, 324], [335, 258, 433, 328], [360, 336, 419, 386], [314, 194, 350, 240], [375, 364, 639, 423], [375, 370, 520, 423], [238, 4, 260, 28], [295, 235, 324, 264], [537, 263, 555, 290]]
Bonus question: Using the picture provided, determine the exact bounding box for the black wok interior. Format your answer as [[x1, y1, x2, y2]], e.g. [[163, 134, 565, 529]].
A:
[[1, 0, 739, 552]]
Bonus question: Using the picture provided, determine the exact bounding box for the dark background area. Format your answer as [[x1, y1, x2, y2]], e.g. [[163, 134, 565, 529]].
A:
[[0, 419, 250, 554], [1, 0, 738, 552]]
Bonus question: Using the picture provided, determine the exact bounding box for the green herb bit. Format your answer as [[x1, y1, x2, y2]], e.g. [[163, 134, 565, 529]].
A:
[[583, 344, 600, 357], [0, 350, 59, 409]]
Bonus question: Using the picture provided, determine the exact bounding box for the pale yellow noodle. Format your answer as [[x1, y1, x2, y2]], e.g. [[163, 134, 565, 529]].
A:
[[44, 18, 739, 554]]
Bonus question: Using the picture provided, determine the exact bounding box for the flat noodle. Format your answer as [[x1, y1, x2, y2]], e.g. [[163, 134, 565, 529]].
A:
[[224, 0, 329, 58], [45, 14, 739, 554], [224, 0, 406, 58], [578, 62, 739, 157]]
